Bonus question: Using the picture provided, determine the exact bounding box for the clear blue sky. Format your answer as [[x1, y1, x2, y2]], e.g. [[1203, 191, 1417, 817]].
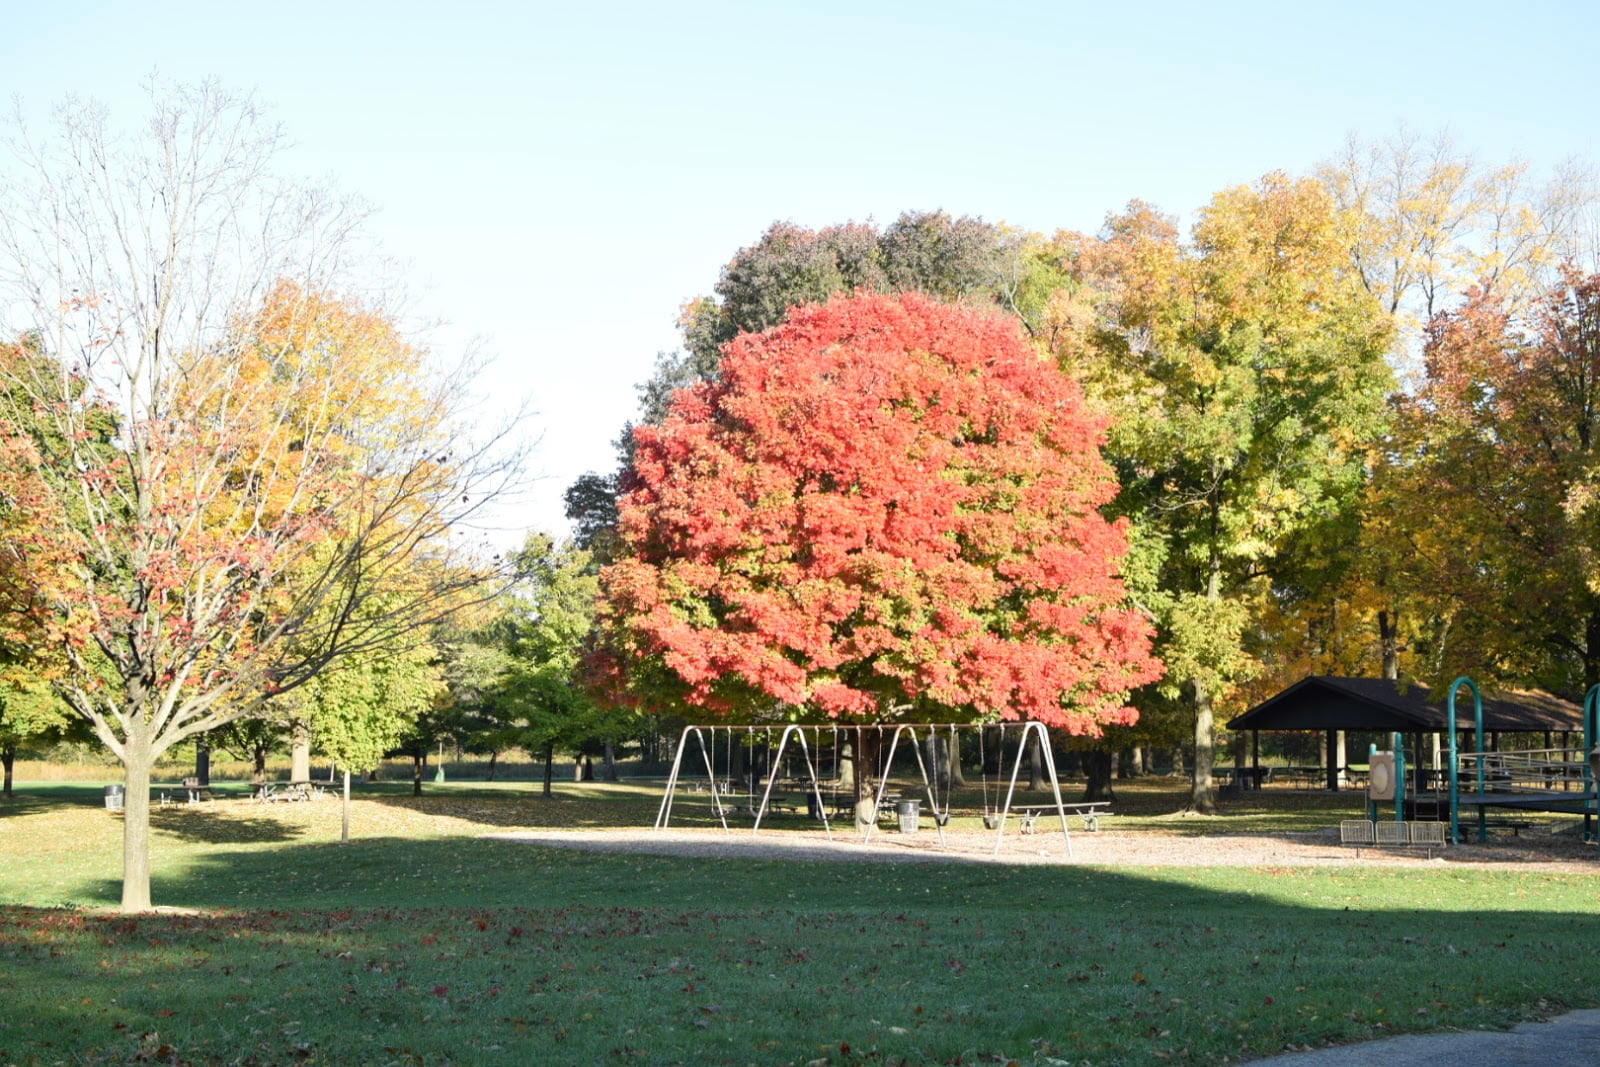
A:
[[5, 1, 1597, 541]]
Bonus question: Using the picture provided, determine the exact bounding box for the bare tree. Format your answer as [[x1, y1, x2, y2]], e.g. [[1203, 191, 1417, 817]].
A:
[[0, 81, 521, 910], [1321, 127, 1599, 365]]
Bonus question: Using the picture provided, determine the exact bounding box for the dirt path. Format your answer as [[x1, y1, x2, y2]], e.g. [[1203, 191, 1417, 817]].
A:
[[487, 825, 1599, 871]]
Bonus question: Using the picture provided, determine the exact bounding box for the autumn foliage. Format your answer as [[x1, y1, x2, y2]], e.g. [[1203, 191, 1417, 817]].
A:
[[597, 291, 1160, 732]]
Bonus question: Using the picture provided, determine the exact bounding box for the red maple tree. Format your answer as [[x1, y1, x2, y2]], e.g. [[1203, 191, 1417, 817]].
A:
[[597, 291, 1160, 733]]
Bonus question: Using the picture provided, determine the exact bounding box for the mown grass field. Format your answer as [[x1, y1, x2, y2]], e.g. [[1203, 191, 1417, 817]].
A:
[[3, 778, 1598, 1065]]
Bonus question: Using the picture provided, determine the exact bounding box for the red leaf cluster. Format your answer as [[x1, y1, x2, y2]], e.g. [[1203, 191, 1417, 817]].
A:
[[597, 291, 1160, 733]]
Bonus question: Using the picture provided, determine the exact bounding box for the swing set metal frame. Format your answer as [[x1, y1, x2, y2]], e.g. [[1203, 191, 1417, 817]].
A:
[[653, 720, 1077, 858]]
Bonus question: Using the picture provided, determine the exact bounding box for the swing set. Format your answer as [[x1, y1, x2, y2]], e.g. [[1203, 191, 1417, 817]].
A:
[[654, 720, 1083, 857]]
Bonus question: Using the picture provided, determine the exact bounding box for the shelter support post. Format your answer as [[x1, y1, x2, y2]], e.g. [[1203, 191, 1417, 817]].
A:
[[1585, 686, 1600, 843], [1325, 730, 1338, 791], [1367, 743, 1378, 823]]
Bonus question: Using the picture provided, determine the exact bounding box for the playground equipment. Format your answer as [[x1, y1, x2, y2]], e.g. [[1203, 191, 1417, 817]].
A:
[[1364, 742, 1405, 822], [653, 720, 1080, 857], [1442, 675, 1599, 845]]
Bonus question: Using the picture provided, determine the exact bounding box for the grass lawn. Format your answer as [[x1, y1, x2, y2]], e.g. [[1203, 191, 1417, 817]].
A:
[[3, 779, 1598, 1065]]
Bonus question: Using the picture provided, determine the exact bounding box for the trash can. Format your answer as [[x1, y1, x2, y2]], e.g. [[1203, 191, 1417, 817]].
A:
[[896, 798, 921, 834], [104, 784, 124, 812]]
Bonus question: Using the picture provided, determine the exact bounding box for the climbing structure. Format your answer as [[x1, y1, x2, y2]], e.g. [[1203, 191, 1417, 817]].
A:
[[1445, 676, 1599, 844]]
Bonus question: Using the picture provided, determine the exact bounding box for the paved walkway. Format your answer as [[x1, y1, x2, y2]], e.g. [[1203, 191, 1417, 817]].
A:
[[1254, 1009, 1600, 1064]]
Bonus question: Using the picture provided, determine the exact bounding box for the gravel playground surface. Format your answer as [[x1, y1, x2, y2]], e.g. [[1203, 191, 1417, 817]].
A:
[[487, 824, 1600, 871]]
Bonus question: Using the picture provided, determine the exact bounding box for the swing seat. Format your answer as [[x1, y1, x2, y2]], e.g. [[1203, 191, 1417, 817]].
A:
[[982, 813, 1001, 831]]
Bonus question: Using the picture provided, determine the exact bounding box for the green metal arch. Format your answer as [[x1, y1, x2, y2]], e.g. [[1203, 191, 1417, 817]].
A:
[[1445, 675, 1482, 844]]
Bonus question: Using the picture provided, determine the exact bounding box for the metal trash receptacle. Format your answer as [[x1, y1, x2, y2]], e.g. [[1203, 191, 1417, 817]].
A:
[[896, 798, 921, 834], [104, 784, 124, 812]]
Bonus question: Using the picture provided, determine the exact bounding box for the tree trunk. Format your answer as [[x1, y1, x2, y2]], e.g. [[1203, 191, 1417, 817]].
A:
[[121, 752, 153, 912], [982, 726, 1001, 776], [340, 769, 351, 844], [1, 745, 14, 798], [1083, 750, 1116, 802], [603, 739, 619, 782], [948, 731, 966, 786], [195, 740, 210, 788], [1584, 604, 1600, 690], [1378, 609, 1400, 680], [853, 730, 880, 830], [411, 751, 423, 796], [542, 741, 555, 797], [1117, 749, 1134, 779], [1027, 732, 1043, 791], [486, 751, 498, 781], [1191, 677, 1217, 814], [1190, 517, 1223, 814], [290, 719, 311, 783], [1170, 745, 1184, 777], [252, 743, 267, 780], [837, 737, 855, 791], [1130, 746, 1145, 776], [924, 732, 947, 792]]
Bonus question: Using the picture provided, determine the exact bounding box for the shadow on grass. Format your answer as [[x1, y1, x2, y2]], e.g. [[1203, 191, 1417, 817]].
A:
[[12, 832, 1600, 1065], [147, 805, 309, 846], [0, 784, 113, 817], [0, 793, 78, 819]]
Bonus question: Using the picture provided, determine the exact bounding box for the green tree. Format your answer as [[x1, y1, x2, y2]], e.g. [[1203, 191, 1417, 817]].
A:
[[307, 634, 442, 838], [1058, 175, 1394, 812], [0, 669, 71, 798], [497, 535, 614, 795]]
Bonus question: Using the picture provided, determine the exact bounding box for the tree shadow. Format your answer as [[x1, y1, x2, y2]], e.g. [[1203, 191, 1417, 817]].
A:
[[148, 804, 310, 845], [0, 784, 110, 817]]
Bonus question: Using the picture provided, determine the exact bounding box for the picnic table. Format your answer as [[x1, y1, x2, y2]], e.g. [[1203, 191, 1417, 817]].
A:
[[1213, 766, 1272, 791], [824, 790, 901, 822], [681, 778, 735, 795], [255, 780, 324, 803]]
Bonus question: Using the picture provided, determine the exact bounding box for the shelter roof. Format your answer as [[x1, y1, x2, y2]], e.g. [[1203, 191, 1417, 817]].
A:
[[1225, 676, 1585, 733]]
